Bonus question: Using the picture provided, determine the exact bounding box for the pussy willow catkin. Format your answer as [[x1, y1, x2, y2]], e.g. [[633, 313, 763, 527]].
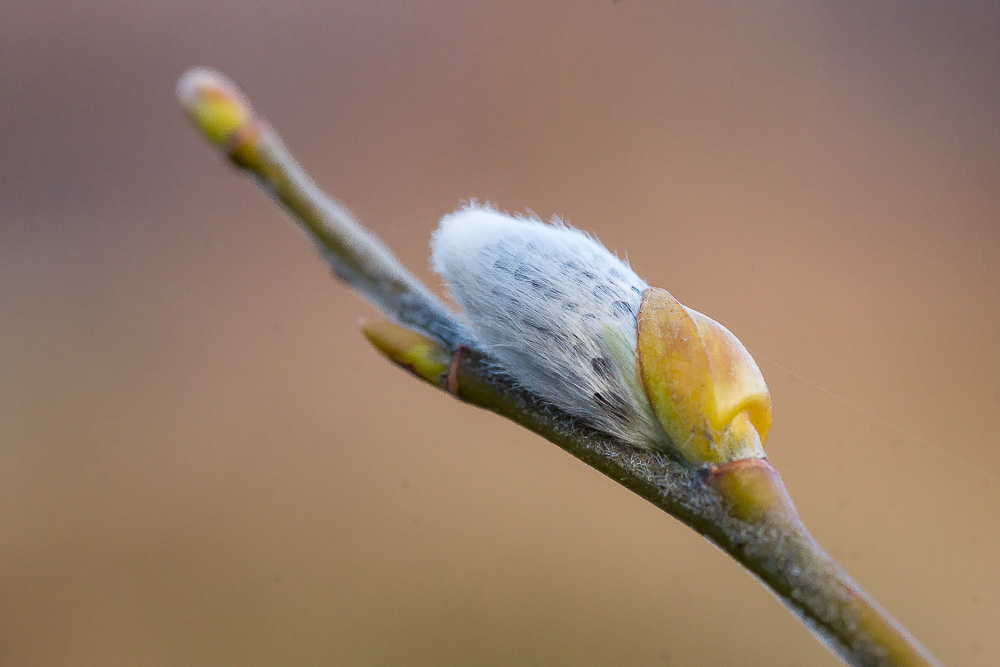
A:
[[431, 204, 771, 466]]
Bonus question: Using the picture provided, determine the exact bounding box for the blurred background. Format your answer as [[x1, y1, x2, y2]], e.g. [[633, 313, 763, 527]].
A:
[[2, 2, 998, 665]]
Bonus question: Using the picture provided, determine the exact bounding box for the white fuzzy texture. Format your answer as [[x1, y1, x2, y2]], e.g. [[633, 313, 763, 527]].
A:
[[431, 204, 665, 447]]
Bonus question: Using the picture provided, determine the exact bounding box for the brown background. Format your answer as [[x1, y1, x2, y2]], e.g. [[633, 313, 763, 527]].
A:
[[2, 2, 999, 665]]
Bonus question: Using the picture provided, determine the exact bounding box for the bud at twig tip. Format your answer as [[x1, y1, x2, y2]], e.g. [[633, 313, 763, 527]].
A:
[[177, 67, 255, 147]]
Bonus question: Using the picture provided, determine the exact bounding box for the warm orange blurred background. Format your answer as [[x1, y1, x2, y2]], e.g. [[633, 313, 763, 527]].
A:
[[2, 3, 998, 665]]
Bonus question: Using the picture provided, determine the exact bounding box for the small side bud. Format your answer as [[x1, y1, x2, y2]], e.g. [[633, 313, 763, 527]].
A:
[[637, 287, 771, 466], [361, 320, 451, 386], [177, 68, 254, 145], [707, 459, 798, 524]]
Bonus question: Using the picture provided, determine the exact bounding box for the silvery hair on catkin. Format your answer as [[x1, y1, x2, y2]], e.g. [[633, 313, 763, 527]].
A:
[[430, 204, 665, 448]]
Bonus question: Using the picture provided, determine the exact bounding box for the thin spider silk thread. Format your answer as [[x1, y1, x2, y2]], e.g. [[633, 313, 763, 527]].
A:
[[755, 353, 998, 485]]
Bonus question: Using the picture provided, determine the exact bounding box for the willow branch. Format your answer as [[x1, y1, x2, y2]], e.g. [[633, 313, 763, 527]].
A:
[[177, 68, 940, 667]]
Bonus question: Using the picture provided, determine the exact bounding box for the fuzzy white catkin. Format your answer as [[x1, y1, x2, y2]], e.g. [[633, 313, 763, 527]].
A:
[[431, 204, 666, 448]]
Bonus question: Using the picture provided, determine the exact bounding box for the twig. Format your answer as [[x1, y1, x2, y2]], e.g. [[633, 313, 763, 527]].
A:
[[177, 68, 941, 667]]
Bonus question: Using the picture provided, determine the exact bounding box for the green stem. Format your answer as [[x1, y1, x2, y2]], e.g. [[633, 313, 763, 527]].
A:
[[178, 68, 940, 667]]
